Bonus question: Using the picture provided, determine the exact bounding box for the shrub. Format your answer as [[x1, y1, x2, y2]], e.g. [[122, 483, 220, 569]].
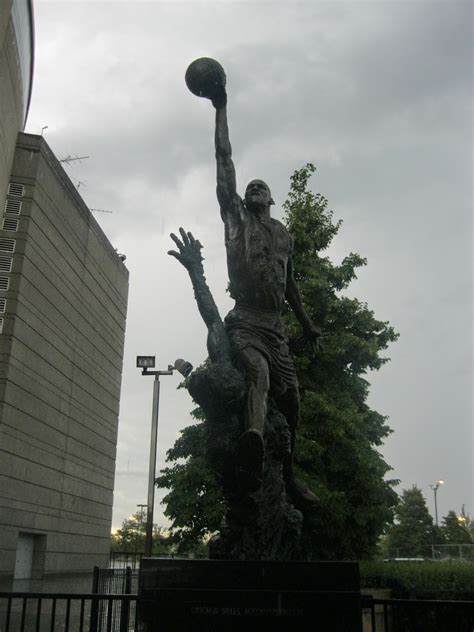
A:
[[361, 560, 474, 600]]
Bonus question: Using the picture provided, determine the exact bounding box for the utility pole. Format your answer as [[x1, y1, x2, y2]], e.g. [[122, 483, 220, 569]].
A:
[[430, 480, 445, 526]]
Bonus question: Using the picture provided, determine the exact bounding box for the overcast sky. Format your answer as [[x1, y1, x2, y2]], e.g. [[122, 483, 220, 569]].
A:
[[26, 0, 472, 530]]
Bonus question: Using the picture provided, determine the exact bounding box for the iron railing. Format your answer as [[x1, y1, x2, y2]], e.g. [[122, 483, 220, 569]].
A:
[[0, 591, 137, 632], [109, 552, 142, 570], [362, 595, 474, 632], [2, 584, 473, 631], [109, 551, 208, 569], [92, 566, 138, 630], [385, 543, 474, 561]]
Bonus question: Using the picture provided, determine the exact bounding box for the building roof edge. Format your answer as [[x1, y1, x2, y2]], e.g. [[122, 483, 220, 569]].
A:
[[16, 132, 129, 277]]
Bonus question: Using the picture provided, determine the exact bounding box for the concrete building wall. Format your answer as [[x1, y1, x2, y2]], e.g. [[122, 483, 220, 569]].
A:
[[0, 0, 34, 211], [0, 133, 129, 580]]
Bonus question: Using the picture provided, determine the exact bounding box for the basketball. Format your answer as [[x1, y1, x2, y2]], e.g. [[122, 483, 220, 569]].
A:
[[185, 58, 226, 100]]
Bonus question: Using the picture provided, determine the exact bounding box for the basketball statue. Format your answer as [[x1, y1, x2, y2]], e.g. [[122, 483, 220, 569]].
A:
[[168, 58, 321, 560]]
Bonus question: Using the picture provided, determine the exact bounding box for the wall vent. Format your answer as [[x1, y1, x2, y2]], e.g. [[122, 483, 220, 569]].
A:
[[4, 199, 22, 215], [0, 277, 10, 291], [0, 299, 6, 313], [0, 318, 4, 334], [8, 183, 24, 198], [0, 239, 15, 253], [2, 218, 19, 232], [0, 257, 13, 272]]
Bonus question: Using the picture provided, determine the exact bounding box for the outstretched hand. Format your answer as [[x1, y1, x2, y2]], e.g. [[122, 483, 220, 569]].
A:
[[291, 323, 325, 356], [168, 228, 203, 270]]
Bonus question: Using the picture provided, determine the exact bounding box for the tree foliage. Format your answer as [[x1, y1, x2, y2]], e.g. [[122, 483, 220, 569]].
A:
[[111, 511, 173, 554], [282, 164, 398, 559], [158, 163, 399, 559], [385, 486, 439, 556], [157, 419, 226, 552], [441, 510, 472, 544]]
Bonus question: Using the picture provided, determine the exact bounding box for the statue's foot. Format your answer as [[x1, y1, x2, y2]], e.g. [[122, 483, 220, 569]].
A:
[[285, 474, 319, 505], [236, 429, 264, 493]]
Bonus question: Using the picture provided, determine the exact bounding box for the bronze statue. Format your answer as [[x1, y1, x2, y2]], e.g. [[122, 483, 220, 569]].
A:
[[191, 58, 320, 501], [169, 59, 321, 558]]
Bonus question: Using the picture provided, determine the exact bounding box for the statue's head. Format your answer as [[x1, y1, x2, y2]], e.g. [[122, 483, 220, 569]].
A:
[[244, 180, 275, 214]]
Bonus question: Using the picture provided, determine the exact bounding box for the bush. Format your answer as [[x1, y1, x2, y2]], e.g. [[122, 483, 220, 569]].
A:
[[361, 561, 474, 632], [360, 560, 474, 600]]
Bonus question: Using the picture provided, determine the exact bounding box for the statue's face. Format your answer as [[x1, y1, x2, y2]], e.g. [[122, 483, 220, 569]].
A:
[[245, 180, 273, 211]]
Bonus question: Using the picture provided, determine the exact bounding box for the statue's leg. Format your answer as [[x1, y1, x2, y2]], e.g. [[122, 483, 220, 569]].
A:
[[234, 347, 269, 492], [239, 348, 270, 434], [276, 385, 319, 505]]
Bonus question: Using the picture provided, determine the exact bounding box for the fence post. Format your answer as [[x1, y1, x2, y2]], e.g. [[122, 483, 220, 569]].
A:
[[90, 565, 100, 632], [119, 566, 132, 632]]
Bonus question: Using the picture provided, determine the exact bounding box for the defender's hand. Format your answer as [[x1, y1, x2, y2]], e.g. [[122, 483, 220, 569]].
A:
[[168, 228, 203, 270]]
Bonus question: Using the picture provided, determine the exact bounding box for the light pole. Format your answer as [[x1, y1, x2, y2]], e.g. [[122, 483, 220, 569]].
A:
[[136, 503, 147, 554], [136, 355, 193, 557], [430, 479, 445, 526]]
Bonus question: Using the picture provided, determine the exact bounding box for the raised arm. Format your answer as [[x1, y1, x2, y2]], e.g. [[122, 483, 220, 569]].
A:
[[185, 59, 241, 225], [213, 91, 241, 226]]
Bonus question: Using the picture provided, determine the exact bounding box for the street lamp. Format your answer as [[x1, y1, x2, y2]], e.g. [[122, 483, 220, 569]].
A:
[[457, 504, 468, 526], [136, 503, 147, 555], [136, 355, 193, 557], [430, 479, 445, 526]]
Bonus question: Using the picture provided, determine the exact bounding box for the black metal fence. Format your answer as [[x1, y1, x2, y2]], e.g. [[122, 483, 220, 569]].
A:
[[109, 552, 142, 570], [385, 544, 474, 562], [92, 566, 138, 631], [0, 591, 137, 632], [2, 580, 473, 631], [109, 551, 208, 569], [362, 596, 474, 632]]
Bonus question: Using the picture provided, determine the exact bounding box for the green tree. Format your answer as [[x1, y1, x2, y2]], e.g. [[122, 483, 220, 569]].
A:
[[441, 510, 472, 544], [157, 421, 226, 553], [281, 164, 398, 559], [386, 486, 439, 557], [158, 163, 399, 559], [460, 510, 474, 542], [111, 512, 173, 554]]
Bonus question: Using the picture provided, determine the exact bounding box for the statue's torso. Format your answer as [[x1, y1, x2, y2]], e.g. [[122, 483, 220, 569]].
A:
[[225, 205, 291, 311]]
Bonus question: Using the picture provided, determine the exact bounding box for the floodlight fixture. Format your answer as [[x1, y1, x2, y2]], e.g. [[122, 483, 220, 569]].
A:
[[137, 355, 156, 369]]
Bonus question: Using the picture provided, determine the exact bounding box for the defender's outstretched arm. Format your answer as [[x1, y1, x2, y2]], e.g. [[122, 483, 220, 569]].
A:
[[168, 228, 231, 364]]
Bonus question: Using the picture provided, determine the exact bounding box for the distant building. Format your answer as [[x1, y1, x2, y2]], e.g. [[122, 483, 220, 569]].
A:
[[0, 0, 34, 210], [0, 132, 129, 582]]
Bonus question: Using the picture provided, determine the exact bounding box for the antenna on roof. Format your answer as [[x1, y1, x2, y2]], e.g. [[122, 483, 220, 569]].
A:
[[59, 155, 90, 166], [91, 208, 113, 214]]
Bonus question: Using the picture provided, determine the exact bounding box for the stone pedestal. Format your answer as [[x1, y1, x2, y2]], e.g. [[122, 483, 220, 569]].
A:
[[138, 558, 362, 631]]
